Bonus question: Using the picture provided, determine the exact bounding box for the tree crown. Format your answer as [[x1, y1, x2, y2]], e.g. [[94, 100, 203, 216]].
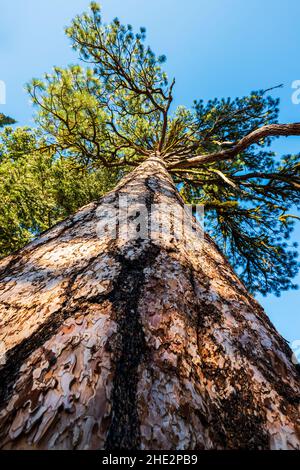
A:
[[23, 2, 300, 295]]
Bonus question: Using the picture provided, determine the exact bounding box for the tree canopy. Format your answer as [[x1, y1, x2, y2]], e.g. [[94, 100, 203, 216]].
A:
[[3, 2, 300, 296], [0, 125, 117, 257]]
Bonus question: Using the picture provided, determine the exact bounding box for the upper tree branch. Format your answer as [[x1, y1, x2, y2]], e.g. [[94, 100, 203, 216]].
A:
[[168, 123, 300, 168], [158, 78, 175, 153]]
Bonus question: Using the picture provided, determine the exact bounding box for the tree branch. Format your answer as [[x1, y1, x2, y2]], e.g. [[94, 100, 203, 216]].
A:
[[158, 78, 175, 153], [168, 123, 300, 168]]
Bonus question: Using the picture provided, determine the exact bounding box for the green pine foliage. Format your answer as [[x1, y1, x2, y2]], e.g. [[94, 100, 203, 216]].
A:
[[0, 126, 118, 257], [178, 94, 300, 295]]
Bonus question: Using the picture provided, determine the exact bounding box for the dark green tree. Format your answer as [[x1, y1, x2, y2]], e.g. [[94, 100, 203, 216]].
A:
[[0, 113, 15, 128]]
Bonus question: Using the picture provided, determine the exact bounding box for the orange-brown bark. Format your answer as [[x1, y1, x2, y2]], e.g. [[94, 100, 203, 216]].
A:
[[0, 156, 299, 449]]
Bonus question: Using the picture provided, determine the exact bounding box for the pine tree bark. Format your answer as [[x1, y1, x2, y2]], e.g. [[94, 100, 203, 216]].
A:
[[0, 155, 299, 450]]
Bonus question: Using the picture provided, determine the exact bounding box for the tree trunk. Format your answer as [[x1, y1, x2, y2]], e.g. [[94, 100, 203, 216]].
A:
[[0, 155, 299, 450]]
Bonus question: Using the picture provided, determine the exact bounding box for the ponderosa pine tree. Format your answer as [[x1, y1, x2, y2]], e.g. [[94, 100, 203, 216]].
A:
[[0, 3, 299, 450]]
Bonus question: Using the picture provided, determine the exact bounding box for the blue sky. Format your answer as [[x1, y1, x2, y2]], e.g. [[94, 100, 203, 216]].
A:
[[0, 0, 299, 344]]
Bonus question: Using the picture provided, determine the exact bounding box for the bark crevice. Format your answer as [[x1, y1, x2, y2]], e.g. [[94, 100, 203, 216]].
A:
[[105, 242, 160, 450]]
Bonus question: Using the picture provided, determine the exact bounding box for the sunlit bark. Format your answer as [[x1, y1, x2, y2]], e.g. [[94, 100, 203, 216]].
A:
[[0, 156, 299, 450]]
